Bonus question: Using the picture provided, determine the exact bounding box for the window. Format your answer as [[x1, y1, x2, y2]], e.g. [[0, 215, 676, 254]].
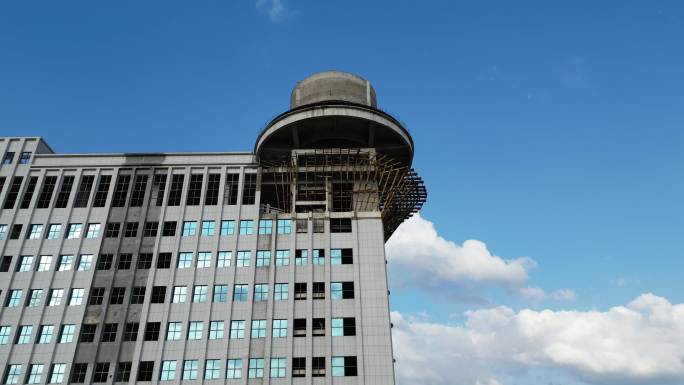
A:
[[274, 283, 288, 301], [277, 219, 291, 234], [256, 250, 270, 267], [236, 251, 250, 267], [6, 290, 22, 307], [258, 219, 272, 234], [85, 288, 101, 306], [70, 363, 88, 383], [19, 151, 31, 164], [49, 363, 67, 384], [69, 288, 85, 305], [101, 323, 118, 342], [182, 221, 196, 236], [19, 176, 38, 209], [248, 358, 264, 379], [124, 222, 138, 237], [220, 220, 235, 235], [157, 253, 172, 268], [332, 317, 356, 336], [2, 152, 14, 164], [92, 175, 111, 207], [293, 318, 306, 337], [209, 321, 224, 339], [143, 221, 158, 237], [313, 282, 325, 299], [181, 323, 198, 342], [129, 175, 148, 207], [332, 356, 357, 377], [233, 284, 248, 301], [152, 174, 167, 207], [54, 176, 74, 208], [36, 175, 57, 209], [84, 223, 100, 238], [295, 249, 308, 265], [217, 251, 231, 267], [312, 357, 325, 377], [17, 255, 33, 272], [117, 253, 132, 269], [16, 325, 32, 344], [186, 174, 203, 205], [312, 249, 325, 265], [166, 322, 181, 341], [93, 363, 109, 383], [270, 358, 286, 378], [144, 322, 160, 341], [239, 220, 253, 235], [0, 256, 10, 272], [331, 282, 354, 299], [294, 283, 307, 300], [27, 224, 43, 239], [57, 255, 73, 271], [73, 175, 94, 208], [3, 177, 23, 209], [104, 222, 120, 238], [193, 285, 208, 303], [224, 173, 239, 205], [293, 357, 306, 378], [4, 364, 21, 385], [254, 284, 268, 301], [131, 286, 146, 304], [197, 252, 211, 268], [242, 173, 257, 205], [0, 326, 11, 344], [66, 224, 82, 239], [331, 248, 353, 264], [213, 285, 228, 302], [226, 359, 242, 379], [201, 220, 215, 236], [159, 361, 176, 381], [28, 289, 43, 307], [123, 323, 139, 341], [172, 286, 187, 303], [313, 318, 325, 336], [48, 289, 64, 306], [275, 249, 289, 266], [114, 362, 132, 382], [37, 255, 52, 271], [205, 174, 220, 205], [109, 287, 126, 305], [162, 221, 176, 236], [111, 174, 131, 207], [77, 254, 93, 271], [272, 319, 287, 338], [182, 360, 198, 380], [48, 224, 63, 240], [177, 252, 192, 268], [38, 325, 54, 343], [137, 253, 152, 269], [204, 360, 220, 380], [229, 321, 245, 339], [79, 324, 96, 342], [9, 224, 22, 239], [59, 324, 75, 343], [97, 254, 113, 270], [251, 320, 266, 338], [137, 361, 154, 382], [331, 218, 352, 233], [296, 219, 308, 233]]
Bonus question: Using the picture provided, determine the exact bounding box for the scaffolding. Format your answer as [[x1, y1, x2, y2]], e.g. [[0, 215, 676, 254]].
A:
[[260, 148, 427, 240]]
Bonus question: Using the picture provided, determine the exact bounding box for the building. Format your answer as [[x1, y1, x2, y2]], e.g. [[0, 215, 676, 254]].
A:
[[0, 71, 426, 385]]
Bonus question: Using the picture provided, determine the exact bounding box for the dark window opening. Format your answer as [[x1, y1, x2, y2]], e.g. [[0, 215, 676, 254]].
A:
[[111, 175, 131, 207], [186, 174, 203, 205], [151, 286, 166, 303], [205, 173, 220, 205], [156, 253, 172, 269], [151, 174, 167, 207], [330, 218, 352, 233], [137, 253, 152, 269], [3, 176, 23, 209], [79, 324, 97, 342], [117, 254, 132, 270], [143, 221, 158, 237], [93, 175, 112, 207], [167, 174, 184, 206], [96, 254, 113, 270], [223, 173, 239, 205], [242, 173, 257, 205], [294, 282, 307, 300], [162, 221, 176, 236], [19, 176, 38, 209], [293, 318, 306, 337], [54, 175, 75, 208], [129, 175, 148, 207], [73, 175, 94, 208], [105, 222, 120, 238]]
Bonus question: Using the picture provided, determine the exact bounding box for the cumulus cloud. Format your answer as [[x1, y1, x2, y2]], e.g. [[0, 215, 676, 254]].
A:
[[392, 293, 684, 385], [386, 214, 535, 286], [256, 0, 286, 22]]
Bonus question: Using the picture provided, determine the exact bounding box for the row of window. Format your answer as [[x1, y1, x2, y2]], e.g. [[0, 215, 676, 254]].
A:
[[0, 248, 354, 274], [1, 151, 31, 166], [2, 356, 358, 384], [0, 317, 356, 347], [0, 171, 256, 212], [2, 281, 355, 308], [0, 217, 353, 241]]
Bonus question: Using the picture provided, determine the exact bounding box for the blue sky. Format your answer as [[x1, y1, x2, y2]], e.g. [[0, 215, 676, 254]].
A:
[[1, 1, 683, 384]]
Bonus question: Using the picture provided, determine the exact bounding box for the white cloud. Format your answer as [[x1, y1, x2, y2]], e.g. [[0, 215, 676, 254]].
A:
[[386, 214, 535, 286], [520, 286, 577, 302], [256, 0, 286, 22], [392, 293, 684, 385]]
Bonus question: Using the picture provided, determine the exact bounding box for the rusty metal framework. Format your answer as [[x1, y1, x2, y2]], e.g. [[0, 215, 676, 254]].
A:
[[260, 148, 427, 239]]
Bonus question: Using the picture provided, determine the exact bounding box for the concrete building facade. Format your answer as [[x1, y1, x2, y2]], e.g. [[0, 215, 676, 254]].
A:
[[0, 72, 426, 385]]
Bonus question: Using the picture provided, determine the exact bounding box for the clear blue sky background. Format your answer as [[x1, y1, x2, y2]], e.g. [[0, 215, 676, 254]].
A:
[[1, 1, 683, 383]]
